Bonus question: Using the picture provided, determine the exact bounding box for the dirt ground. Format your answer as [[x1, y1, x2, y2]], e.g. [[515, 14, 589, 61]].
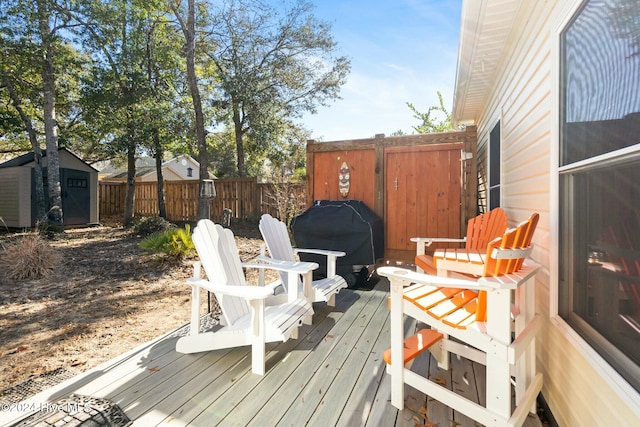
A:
[[0, 219, 267, 395]]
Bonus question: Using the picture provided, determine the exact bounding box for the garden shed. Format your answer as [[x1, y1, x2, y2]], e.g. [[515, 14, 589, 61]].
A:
[[305, 127, 477, 261], [0, 148, 99, 228]]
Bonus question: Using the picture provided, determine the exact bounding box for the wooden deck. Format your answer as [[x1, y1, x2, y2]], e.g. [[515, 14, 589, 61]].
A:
[[1, 278, 542, 427]]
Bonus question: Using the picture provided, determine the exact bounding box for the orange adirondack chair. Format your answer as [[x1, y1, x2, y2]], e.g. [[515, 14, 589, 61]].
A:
[[412, 207, 508, 274], [379, 213, 541, 427]]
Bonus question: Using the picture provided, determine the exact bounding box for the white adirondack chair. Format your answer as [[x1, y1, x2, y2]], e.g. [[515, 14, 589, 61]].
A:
[[175, 219, 315, 375], [259, 214, 348, 306], [378, 213, 542, 427]]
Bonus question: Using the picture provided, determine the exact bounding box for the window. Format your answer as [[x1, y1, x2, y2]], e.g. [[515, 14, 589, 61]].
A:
[[559, 0, 640, 392], [488, 121, 501, 209], [67, 178, 87, 188], [187, 167, 193, 178]]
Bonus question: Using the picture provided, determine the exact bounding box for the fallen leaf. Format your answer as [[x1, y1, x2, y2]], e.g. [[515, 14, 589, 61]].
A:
[[148, 366, 160, 372], [431, 375, 447, 385], [422, 411, 436, 427]]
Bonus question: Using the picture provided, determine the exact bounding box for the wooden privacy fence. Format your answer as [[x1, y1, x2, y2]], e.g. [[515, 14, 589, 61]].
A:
[[99, 178, 305, 222], [305, 127, 478, 261]]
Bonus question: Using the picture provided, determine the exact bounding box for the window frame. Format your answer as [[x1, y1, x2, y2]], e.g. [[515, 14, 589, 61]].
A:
[[551, 0, 640, 407]]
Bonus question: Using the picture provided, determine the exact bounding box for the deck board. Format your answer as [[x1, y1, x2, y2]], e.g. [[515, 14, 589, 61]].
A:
[[303, 287, 389, 426], [247, 286, 383, 426], [1, 278, 542, 427]]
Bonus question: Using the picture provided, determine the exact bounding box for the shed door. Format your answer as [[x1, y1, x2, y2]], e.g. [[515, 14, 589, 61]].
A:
[[385, 144, 462, 256], [61, 169, 90, 225]]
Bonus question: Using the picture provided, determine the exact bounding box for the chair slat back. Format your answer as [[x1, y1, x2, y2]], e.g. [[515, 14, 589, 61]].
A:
[[483, 213, 539, 277], [465, 207, 508, 250], [259, 214, 296, 262], [259, 214, 297, 288], [192, 219, 249, 325], [475, 213, 539, 322]]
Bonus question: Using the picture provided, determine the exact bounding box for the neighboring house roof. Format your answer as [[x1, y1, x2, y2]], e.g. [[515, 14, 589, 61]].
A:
[[96, 157, 156, 176], [0, 147, 98, 171], [98, 154, 213, 180], [453, 0, 521, 126], [107, 167, 156, 179]]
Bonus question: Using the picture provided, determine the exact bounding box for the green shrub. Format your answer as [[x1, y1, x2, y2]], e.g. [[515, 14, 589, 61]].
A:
[[139, 225, 194, 258], [131, 216, 175, 237], [0, 234, 61, 280]]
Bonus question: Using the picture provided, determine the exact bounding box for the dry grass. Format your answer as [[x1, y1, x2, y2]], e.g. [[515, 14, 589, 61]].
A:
[[0, 234, 61, 281], [0, 221, 268, 393]]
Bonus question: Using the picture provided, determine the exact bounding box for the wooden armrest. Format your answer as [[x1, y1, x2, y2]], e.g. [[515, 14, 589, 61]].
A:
[[186, 277, 278, 299], [242, 259, 319, 274], [477, 260, 541, 290], [411, 237, 467, 256], [292, 248, 344, 278], [294, 248, 346, 257], [377, 266, 487, 290], [490, 245, 533, 259], [410, 237, 467, 244]]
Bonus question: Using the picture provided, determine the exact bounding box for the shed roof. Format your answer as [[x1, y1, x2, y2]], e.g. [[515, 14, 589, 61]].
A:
[[0, 151, 40, 168], [0, 147, 97, 171]]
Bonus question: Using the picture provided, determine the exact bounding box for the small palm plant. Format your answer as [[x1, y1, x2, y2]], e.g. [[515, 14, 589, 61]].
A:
[[139, 224, 195, 258]]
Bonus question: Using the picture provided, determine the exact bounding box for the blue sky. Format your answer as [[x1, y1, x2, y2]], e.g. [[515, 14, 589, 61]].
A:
[[300, 0, 462, 141]]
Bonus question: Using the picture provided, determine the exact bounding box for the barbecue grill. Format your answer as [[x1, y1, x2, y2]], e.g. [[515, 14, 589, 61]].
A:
[[291, 200, 384, 287]]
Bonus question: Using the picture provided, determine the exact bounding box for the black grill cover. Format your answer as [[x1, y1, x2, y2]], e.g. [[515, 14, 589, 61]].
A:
[[290, 200, 384, 278]]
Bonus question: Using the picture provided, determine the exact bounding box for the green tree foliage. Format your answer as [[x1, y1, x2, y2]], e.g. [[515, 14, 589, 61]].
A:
[[70, 0, 192, 223], [206, 0, 350, 176], [408, 91, 454, 134], [0, 0, 349, 217], [0, 0, 89, 226]]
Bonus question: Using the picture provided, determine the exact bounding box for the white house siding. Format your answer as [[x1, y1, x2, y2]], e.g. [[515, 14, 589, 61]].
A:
[[164, 155, 200, 179], [469, 0, 640, 425]]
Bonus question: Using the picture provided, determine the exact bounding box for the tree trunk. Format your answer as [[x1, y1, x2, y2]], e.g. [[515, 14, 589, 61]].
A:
[[153, 129, 166, 218], [123, 140, 136, 226], [183, 0, 210, 219], [3, 74, 46, 221], [232, 105, 246, 177], [37, 0, 63, 227], [171, 0, 211, 219]]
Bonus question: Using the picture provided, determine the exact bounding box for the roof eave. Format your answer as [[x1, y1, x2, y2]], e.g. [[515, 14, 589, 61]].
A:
[[452, 0, 522, 128]]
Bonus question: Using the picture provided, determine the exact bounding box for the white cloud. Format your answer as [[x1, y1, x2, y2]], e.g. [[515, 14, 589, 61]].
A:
[[302, 57, 456, 141]]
